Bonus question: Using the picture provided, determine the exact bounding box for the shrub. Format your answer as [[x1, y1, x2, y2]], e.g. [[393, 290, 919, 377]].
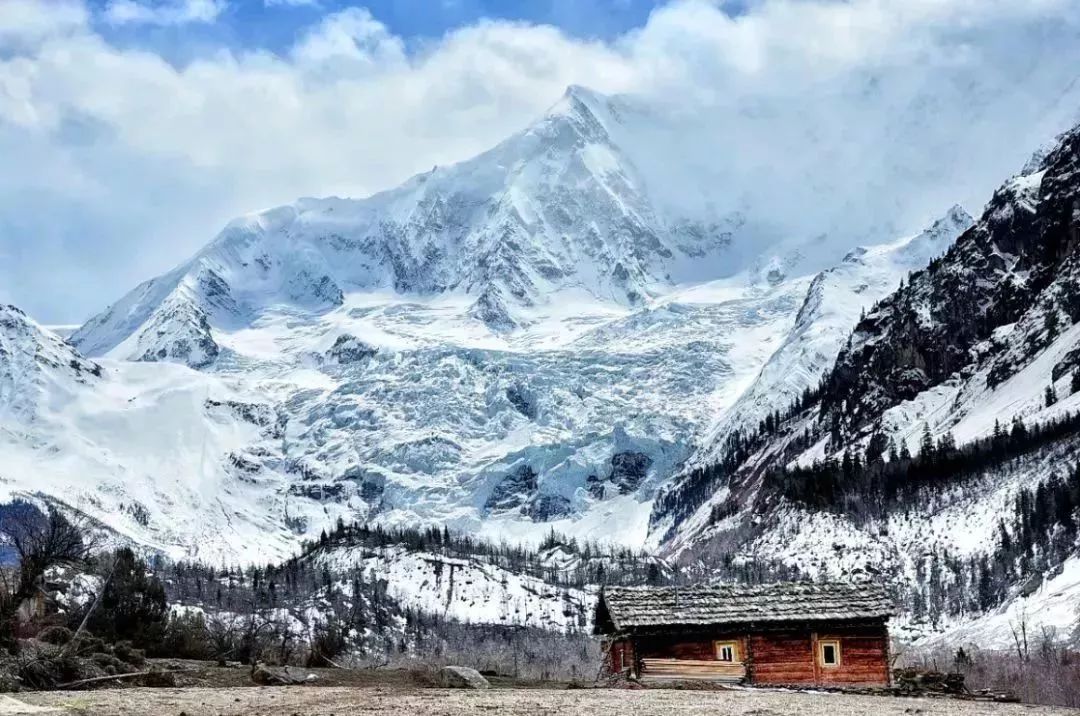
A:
[[36, 626, 73, 646], [112, 640, 146, 667]]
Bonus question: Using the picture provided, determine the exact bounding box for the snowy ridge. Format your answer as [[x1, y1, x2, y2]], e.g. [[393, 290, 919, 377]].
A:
[[689, 205, 974, 471], [310, 545, 592, 630], [72, 86, 742, 366], [0, 304, 101, 426], [660, 120, 1080, 646]]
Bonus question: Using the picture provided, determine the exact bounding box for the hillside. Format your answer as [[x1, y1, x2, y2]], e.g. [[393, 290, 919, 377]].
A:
[[656, 121, 1080, 644]]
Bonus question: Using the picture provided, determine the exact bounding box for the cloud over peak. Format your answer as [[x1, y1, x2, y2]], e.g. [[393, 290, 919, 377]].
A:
[[1, 0, 1079, 322]]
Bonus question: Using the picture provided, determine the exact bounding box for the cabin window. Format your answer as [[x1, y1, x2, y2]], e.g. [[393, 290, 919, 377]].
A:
[[819, 640, 841, 667], [714, 641, 739, 662]]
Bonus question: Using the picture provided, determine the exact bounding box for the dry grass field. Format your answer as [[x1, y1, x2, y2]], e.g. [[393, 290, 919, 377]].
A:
[[5, 686, 1077, 716]]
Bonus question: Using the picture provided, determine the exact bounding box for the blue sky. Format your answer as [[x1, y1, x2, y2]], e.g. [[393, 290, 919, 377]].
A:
[[87, 0, 680, 61], [1, 0, 1079, 323]]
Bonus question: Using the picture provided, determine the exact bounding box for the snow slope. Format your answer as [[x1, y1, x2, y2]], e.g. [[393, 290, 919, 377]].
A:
[[659, 121, 1080, 646], [0, 201, 961, 566], [311, 545, 592, 630], [20, 86, 964, 562], [689, 206, 974, 471]]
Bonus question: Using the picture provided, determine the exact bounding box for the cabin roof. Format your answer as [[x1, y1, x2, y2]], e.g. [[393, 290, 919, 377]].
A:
[[595, 582, 893, 634]]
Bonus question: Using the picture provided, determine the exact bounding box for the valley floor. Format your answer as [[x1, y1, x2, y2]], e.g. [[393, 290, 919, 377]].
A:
[[10, 686, 1075, 716]]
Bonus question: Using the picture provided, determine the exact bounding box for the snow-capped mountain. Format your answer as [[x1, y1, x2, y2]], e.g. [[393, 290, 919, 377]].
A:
[[0, 85, 979, 571], [0, 304, 101, 425], [71, 86, 742, 366], [20, 78, 1080, 647], [656, 120, 1080, 645], [0, 304, 310, 561]]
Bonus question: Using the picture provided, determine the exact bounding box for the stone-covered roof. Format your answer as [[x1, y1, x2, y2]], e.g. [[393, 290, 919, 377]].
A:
[[595, 582, 893, 634]]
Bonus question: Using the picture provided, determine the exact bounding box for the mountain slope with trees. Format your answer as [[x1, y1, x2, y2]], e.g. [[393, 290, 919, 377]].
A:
[[656, 121, 1080, 645]]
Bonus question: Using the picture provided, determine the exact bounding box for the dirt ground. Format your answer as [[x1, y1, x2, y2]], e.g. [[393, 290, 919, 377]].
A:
[[5, 686, 1076, 716]]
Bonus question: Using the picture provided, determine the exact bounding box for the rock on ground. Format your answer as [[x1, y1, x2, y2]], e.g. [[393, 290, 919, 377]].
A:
[[437, 666, 490, 689]]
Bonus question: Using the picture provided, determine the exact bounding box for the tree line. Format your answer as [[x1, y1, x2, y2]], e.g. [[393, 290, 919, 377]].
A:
[[765, 411, 1080, 518]]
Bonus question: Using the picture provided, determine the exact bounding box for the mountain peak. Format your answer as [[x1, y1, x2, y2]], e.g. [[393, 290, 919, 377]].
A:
[[545, 84, 610, 126], [562, 83, 603, 104], [1, 303, 101, 421], [73, 85, 744, 366]]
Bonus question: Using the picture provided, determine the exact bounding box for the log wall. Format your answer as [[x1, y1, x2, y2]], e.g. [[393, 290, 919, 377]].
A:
[[604, 638, 637, 677], [635, 634, 746, 660], [750, 623, 889, 686], [749, 630, 816, 684], [614, 620, 889, 687]]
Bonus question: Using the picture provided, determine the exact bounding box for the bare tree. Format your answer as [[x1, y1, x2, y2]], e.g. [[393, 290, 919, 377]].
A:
[[0, 506, 91, 652], [206, 612, 241, 666], [1009, 608, 1030, 663]]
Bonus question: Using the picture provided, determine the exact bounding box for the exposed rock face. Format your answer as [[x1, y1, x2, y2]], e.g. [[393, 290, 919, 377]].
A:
[[327, 334, 376, 364], [524, 494, 573, 522], [437, 665, 490, 689], [505, 384, 537, 420], [484, 466, 539, 514], [820, 125, 1080, 437], [609, 451, 653, 494]]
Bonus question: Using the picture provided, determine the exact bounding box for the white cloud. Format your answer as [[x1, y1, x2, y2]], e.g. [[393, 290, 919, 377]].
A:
[[0, 0, 1079, 322], [0, 0, 86, 48], [291, 7, 407, 74], [102, 0, 226, 26]]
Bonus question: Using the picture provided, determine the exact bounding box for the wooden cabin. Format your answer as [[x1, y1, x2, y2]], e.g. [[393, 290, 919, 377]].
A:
[[594, 582, 893, 686]]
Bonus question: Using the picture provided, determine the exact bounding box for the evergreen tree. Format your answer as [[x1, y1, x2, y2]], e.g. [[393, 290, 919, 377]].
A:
[[1044, 307, 1061, 340], [919, 423, 936, 461], [887, 437, 899, 463], [865, 432, 888, 466], [86, 547, 168, 649]]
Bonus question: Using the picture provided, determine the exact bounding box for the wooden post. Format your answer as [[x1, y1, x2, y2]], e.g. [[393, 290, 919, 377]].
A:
[[884, 630, 893, 687], [810, 631, 821, 685], [744, 633, 754, 684]]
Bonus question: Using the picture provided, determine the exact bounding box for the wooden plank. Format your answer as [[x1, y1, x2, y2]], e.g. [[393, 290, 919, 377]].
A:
[[646, 670, 744, 674], [643, 661, 743, 665], [644, 668, 746, 673], [641, 677, 744, 682], [640, 657, 747, 683], [644, 667, 746, 675]]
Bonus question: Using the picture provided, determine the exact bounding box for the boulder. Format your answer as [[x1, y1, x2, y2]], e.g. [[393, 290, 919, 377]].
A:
[[251, 663, 305, 686], [438, 665, 490, 690]]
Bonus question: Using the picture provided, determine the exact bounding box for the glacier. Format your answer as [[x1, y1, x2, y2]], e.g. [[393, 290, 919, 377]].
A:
[[1, 85, 974, 570]]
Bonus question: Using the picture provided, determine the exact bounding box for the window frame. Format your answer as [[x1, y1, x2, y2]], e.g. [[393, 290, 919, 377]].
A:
[[818, 639, 841, 668], [714, 640, 739, 663]]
